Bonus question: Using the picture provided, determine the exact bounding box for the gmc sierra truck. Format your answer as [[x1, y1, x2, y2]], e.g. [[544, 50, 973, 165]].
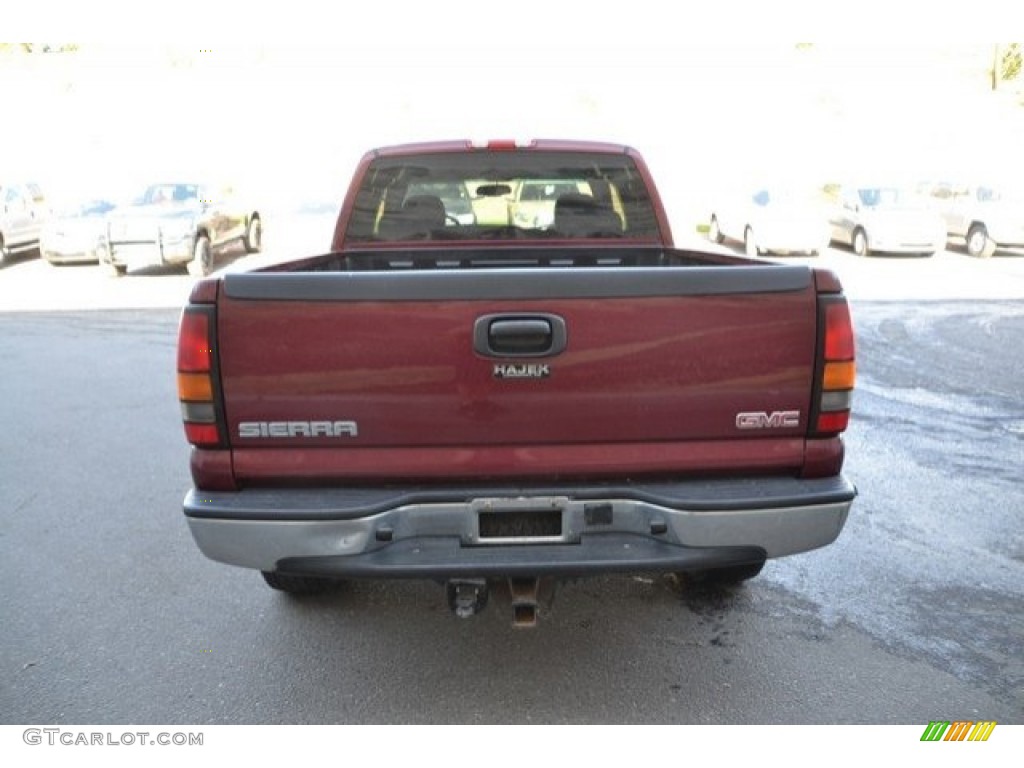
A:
[[177, 140, 856, 626]]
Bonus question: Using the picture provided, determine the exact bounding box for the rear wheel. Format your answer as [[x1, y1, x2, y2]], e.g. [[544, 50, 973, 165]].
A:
[[261, 571, 339, 595], [243, 215, 262, 253], [187, 234, 213, 277], [852, 228, 870, 257], [966, 224, 996, 258]]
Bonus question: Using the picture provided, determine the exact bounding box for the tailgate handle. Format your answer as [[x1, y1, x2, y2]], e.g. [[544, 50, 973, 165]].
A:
[[474, 314, 567, 358]]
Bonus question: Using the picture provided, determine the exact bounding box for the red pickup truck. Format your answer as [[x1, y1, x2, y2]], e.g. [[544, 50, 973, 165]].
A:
[[177, 140, 856, 626]]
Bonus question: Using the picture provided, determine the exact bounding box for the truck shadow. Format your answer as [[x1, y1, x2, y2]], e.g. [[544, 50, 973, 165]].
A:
[[271, 572, 753, 623], [256, 573, 761, 722]]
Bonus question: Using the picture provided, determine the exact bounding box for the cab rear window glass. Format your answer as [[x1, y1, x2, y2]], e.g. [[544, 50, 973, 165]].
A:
[[343, 150, 661, 243]]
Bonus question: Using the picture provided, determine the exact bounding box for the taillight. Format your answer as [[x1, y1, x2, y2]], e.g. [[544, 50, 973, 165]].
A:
[[814, 297, 855, 435], [177, 306, 223, 448]]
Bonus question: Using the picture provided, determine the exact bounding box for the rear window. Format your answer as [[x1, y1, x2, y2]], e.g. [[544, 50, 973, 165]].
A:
[[344, 150, 661, 243]]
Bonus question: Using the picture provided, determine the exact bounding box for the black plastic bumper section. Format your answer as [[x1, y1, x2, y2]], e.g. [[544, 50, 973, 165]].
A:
[[277, 535, 767, 580]]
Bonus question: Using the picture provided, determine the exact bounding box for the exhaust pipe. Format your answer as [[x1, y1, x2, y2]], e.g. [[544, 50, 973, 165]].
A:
[[446, 579, 489, 618]]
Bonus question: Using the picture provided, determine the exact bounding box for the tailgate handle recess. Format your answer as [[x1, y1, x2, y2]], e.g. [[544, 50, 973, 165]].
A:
[[474, 314, 567, 358]]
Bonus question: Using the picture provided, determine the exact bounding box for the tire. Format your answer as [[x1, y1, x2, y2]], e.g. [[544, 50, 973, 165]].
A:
[[261, 570, 338, 595], [243, 215, 262, 254], [744, 227, 759, 257], [707, 216, 723, 243], [187, 234, 213, 277], [675, 560, 765, 587], [852, 228, 869, 257], [966, 224, 996, 258]]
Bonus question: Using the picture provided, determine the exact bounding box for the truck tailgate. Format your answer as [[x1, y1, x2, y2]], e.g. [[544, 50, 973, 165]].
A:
[[216, 263, 818, 482]]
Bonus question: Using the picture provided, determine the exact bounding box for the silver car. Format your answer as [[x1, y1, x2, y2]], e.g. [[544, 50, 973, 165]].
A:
[[102, 183, 262, 277], [1, 182, 48, 265], [828, 185, 945, 257], [40, 198, 116, 265], [926, 182, 1024, 258]]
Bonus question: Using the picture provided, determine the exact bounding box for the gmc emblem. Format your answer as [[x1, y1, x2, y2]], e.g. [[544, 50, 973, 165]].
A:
[[735, 410, 801, 430]]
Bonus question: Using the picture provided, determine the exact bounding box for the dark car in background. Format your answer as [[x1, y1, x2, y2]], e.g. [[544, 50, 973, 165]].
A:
[[102, 182, 261, 277], [40, 198, 116, 265]]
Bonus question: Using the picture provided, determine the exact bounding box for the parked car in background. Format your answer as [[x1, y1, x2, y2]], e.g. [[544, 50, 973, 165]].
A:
[[404, 180, 475, 226], [510, 179, 590, 229], [924, 182, 1024, 258], [707, 186, 830, 257], [40, 198, 116, 265], [102, 182, 261, 277], [827, 184, 945, 257], [1, 182, 48, 265]]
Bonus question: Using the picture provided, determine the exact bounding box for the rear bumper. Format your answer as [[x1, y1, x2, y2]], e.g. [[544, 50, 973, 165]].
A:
[[106, 237, 193, 268], [42, 246, 101, 264], [868, 233, 945, 254], [184, 476, 855, 578]]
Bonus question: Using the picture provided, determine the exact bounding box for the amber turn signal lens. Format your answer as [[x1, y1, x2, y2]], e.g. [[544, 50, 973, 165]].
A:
[[823, 360, 856, 391], [177, 372, 214, 402]]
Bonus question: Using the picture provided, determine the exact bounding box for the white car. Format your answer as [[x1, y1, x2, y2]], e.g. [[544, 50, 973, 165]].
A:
[[510, 180, 591, 230], [926, 182, 1024, 258], [828, 185, 945, 257], [1, 182, 48, 265], [708, 187, 830, 257], [40, 198, 116, 265]]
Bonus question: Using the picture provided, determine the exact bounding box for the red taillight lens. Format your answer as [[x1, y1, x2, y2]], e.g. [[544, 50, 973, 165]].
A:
[[824, 302, 855, 360], [815, 297, 855, 436], [177, 306, 222, 448], [177, 311, 211, 372], [184, 422, 221, 447], [816, 411, 850, 434]]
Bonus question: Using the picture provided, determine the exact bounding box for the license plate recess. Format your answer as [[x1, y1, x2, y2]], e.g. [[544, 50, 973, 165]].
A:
[[470, 497, 570, 545]]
